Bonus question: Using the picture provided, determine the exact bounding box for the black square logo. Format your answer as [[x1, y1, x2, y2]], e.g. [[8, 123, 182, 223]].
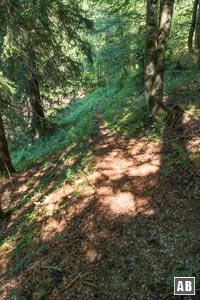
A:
[[174, 277, 195, 295]]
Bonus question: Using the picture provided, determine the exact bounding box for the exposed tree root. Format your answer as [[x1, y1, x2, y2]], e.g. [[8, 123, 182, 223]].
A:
[[166, 105, 184, 127], [0, 209, 12, 219]]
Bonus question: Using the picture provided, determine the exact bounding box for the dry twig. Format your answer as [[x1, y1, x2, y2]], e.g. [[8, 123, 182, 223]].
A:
[[64, 273, 81, 290], [41, 265, 62, 272], [81, 280, 97, 289]]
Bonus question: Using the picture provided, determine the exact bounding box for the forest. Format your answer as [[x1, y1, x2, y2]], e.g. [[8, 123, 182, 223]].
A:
[[0, 0, 200, 299]]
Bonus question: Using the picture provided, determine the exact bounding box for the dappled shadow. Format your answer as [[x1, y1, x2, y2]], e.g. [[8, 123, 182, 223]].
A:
[[0, 108, 200, 300], [0, 141, 94, 283]]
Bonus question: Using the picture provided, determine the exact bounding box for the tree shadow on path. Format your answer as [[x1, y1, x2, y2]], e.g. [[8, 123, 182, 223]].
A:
[[0, 110, 200, 300]]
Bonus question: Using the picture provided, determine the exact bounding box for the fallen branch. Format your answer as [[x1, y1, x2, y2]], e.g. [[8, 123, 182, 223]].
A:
[[164, 135, 199, 144], [65, 273, 81, 290], [41, 265, 62, 272], [81, 280, 97, 288]]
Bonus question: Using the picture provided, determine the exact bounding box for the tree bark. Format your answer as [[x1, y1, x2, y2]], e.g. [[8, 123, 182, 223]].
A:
[[145, 0, 158, 110], [188, 0, 198, 53], [145, 0, 174, 121], [159, 0, 164, 23], [0, 111, 15, 174], [26, 48, 46, 135], [195, 0, 200, 65], [0, 110, 15, 218]]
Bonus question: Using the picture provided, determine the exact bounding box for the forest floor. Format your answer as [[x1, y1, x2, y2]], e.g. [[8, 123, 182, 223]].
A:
[[0, 108, 200, 300]]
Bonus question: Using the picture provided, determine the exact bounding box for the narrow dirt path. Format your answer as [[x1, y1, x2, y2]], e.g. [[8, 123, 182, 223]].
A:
[[69, 112, 200, 300], [55, 112, 199, 300]]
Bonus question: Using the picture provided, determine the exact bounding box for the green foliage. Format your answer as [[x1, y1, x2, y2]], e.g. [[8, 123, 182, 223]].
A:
[[166, 67, 200, 99], [166, 259, 200, 286], [168, 3, 193, 56], [36, 289, 46, 299], [84, 74, 147, 134], [88, 1, 145, 84], [0, 0, 93, 140], [11, 69, 146, 172], [6, 289, 22, 300], [1, 0, 199, 172], [22, 232, 35, 248], [146, 122, 164, 141], [0, 72, 15, 96], [1, 3, 200, 300], [171, 142, 189, 160], [43, 277, 53, 285]]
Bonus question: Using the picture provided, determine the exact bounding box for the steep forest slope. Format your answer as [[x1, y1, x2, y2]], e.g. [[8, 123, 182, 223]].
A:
[[1, 1, 200, 299], [0, 58, 200, 299]]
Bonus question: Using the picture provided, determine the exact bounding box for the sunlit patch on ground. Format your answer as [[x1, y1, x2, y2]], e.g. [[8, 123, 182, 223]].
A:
[[97, 185, 113, 196], [100, 191, 136, 215], [135, 198, 155, 215], [127, 162, 160, 176], [86, 248, 101, 262], [93, 118, 160, 218]]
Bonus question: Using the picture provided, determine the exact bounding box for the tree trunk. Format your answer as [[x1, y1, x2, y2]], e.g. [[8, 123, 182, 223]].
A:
[[145, 0, 174, 121], [0, 111, 15, 174], [0, 111, 14, 218], [145, 0, 158, 113], [26, 48, 46, 135], [159, 0, 164, 23], [188, 0, 198, 53], [195, 0, 200, 66]]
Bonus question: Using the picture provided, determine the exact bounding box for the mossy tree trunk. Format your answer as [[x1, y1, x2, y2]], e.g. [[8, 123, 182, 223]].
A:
[[188, 0, 198, 53], [195, 0, 200, 66], [159, 0, 164, 23], [145, 0, 174, 122]]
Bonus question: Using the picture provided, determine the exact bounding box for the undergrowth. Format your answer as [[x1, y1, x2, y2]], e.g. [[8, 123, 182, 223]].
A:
[[10, 55, 200, 172], [11, 72, 147, 171], [2, 53, 200, 300]]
